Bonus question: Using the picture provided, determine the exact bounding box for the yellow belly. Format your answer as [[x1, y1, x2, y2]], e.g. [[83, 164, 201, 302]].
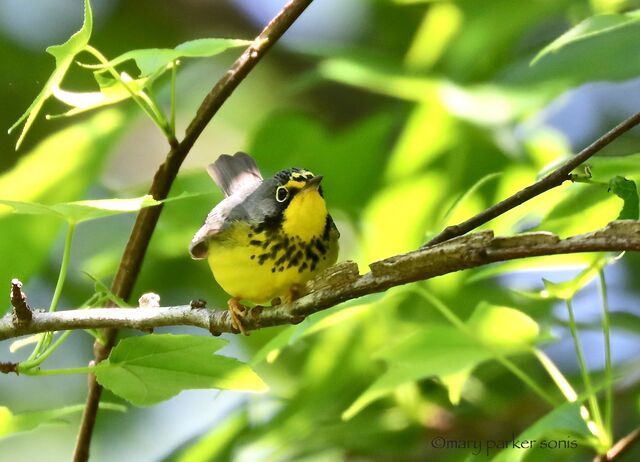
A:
[[207, 222, 338, 303]]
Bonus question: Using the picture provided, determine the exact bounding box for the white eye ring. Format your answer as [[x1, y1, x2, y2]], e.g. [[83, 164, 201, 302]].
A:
[[276, 186, 289, 203]]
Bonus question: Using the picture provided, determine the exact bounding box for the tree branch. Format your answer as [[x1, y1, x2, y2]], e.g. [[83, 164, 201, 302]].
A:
[[425, 111, 640, 247], [74, 1, 314, 460], [594, 427, 640, 462], [3, 221, 639, 342]]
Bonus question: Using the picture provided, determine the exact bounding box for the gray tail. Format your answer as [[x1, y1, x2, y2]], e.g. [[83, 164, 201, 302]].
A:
[[207, 152, 263, 197]]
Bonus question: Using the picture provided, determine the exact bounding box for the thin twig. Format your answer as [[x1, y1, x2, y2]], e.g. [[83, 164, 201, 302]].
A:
[[594, 427, 640, 462], [2, 221, 639, 340], [425, 111, 640, 247], [10, 279, 32, 325], [73, 1, 314, 461], [0, 361, 18, 374]]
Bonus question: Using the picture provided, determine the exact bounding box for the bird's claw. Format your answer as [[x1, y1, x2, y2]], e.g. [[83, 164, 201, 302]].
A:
[[228, 297, 249, 336]]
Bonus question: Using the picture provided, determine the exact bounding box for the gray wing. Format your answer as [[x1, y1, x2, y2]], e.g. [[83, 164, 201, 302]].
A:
[[208, 152, 262, 197], [189, 153, 263, 259]]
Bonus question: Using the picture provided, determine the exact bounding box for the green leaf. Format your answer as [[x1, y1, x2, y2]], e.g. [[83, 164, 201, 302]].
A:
[[251, 299, 376, 366], [438, 172, 502, 228], [344, 302, 542, 418], [507, 10, 640, 88], [608, 176, 639, 220], [95, 334, 267, 405], [318, 58, 552, 125], [0, 109, 129, 315], [0, 195, 160, 224], [542, 254, 620, 300], [490, 402, 591, 462], [8, 0, 93, 149], [343, 325, 492, 419], [85, 38, 250, 77], [588, 153, 640, 181], [0, 402, 124, 439], [467, 303, 540, 352], [533, 13, 640, 64]]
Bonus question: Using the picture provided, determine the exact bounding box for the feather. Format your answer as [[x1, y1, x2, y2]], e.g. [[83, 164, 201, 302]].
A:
[[189, 153, 264, 259], [208, 152, 263, 198]]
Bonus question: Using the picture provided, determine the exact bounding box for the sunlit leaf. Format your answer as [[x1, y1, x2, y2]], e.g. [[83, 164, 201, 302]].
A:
[[343, 325, 491, 419], [8, 0, 93, 149], [0, 110, 128, 315], [344, 299, 543, 418], [404, 2, 462, 71], [608, 176, 639, 220], [0, 402, 124, 439], [467, 303, 540, 352], [50, 72, 149, 118], [385, 101, 456, 181], [319, 58, 552, 125], [0, 195, 161, 224], [95, 334, 267, 406], [84, 38, 250, 77]]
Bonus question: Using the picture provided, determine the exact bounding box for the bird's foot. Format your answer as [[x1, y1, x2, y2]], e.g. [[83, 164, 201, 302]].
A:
[[228, 297, 249, 336]]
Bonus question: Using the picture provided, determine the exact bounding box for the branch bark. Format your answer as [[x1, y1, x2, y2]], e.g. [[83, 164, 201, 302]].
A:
[[10, 279, 32, 325], [3, 220, 639, 341], [424, 111, 640, 247], [594, 427, 640, 462], [73, 1, 314, 460]]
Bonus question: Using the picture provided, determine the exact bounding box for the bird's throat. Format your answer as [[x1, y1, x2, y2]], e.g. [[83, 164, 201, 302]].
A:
[[282, 189, 327, 241]]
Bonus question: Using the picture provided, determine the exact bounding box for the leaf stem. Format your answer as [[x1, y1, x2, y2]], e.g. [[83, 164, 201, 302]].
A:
[[565, 298, 607, 443], [598, 270, 613, 445], [21, 365, 95, 376], [51, 222, 75, 313], [83, 45, 172, 140], [170, 60, 177, 136], [534, 348, 578, 401], [18, 330, 73, 371], [25, 222, 75, 363]]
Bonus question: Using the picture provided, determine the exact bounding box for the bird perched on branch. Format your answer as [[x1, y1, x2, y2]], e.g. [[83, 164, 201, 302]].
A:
[[190, 152, 340, 334]]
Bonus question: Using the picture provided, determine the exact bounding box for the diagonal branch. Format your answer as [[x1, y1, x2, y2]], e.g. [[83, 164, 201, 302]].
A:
[[594, 426, 640, 462], [425, 111, 640, 247], [74, 1, 314, 461], [2, 220, 639, 342]]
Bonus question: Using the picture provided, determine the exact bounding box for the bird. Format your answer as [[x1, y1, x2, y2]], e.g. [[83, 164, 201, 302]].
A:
[[189, 152, 340, 334]]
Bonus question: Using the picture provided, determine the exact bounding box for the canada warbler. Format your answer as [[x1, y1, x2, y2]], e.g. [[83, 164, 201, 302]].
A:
[[190, 152, 340, 334]]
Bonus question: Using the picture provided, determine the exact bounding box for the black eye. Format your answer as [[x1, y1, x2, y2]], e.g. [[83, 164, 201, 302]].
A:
[[276, 186, 289, 203]]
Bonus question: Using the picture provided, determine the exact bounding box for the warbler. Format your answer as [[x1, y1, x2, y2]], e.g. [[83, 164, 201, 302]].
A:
[[189, 152, 340, 334]]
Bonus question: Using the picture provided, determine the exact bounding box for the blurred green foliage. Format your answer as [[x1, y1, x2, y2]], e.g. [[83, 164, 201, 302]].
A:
[[1, 0, 640, 461]]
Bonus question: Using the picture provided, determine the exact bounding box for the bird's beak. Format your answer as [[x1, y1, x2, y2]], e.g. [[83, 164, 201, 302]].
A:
[[302, 175, 323, 191]]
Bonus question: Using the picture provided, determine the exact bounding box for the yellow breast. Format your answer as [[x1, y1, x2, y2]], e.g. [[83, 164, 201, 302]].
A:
[[207, 206, 338, 304]]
